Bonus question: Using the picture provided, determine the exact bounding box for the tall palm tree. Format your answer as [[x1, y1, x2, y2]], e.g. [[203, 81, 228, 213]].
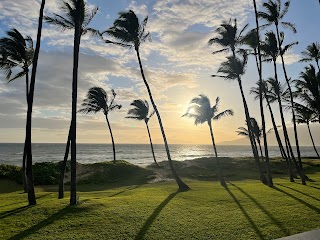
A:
[[45, 0, 99, 205], [126, 99, 159, 167], [208, 19, 269, 184], [294, 104, 320, 158], [212, 53, 267, 184], [258, 0, 305, 178], [237, 118, 265, 162], [23, 0, 46, 205], [0, 29, 34, 193], [296, 65, 320, 122], [79, 87, 121, 164], [266, 78, 305, 183], [102, 10, 189, 191], [299, 42, 320, 71], [182, 95, 233, 185]]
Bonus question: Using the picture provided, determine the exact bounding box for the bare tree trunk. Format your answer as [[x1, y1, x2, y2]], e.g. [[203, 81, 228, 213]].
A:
[[105, 115, 116, 164], [70, 2, 82, 205], [208, 121, 225, 186], [58, 125, 71, 199], [135, 48, 189, 191], [22, 139, 28, 193], [145, 122, 159, 167], [307, 123, 320, 158]]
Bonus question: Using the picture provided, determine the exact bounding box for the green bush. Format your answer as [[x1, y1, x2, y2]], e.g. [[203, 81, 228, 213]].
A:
[[0, 164, 22, 183]]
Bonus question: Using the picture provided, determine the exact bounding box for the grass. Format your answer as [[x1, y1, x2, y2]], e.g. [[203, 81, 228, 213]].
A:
[[0, 158, 320, 240]]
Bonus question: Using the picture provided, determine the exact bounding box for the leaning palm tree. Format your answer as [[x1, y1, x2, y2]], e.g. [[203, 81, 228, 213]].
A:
[[294, 104, 320, 158], [258, 0, 305, 179], [23, 0, 46, 205], [45, 0, 99, 205], [101, 10, 189, 191], [299, 42, 320, 71], [0, 29, 34, 193], [237, 118, 264, 161], [250, 81, 295, 182], [182, 95, 233, 185], [126, 99, 159, 167], [208, 19, 271, 185], [79, 87, 121, 164], [212, 53, 268, 184]]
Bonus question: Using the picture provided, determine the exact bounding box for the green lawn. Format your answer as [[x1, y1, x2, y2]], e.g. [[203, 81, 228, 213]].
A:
[[1, 171, 320, 240]]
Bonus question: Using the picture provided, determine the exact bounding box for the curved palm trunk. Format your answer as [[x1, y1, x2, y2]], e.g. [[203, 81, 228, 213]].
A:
[[252, 0, 273, 187], [316, 61, 320, 72], [145, 122, 159, 167], [307, 122, 320, 158], [275, 25, 304, 172], [25, 0, 45, 205], [105, 114, 116, 164], [257, 138, 264, 162], [58, 125, 71, 199], [208, 121, 225, 186], [232, 50, 265, 182], [265, 96, 294, 181], [135, 48, 189, 191], [70, 6, 82, 206], [273, 62, 305, 184]]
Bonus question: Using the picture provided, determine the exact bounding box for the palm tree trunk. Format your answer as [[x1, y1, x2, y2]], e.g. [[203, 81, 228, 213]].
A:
[[145, 122, 159, 167], [316, 61, 320, 72], [265, 96, 294, 181], [307, 122, 320, 158], [70, 4, 82, 205], [22, 70, 29, 193], [135, 48, 189, 191], [275, 25, 304, 173], [208, 121, 225, 186], [58, 125, 71, 199], [252, 0, 273, 187], [257, 139, 264, 162], [105, 114, 116, 164], [232, 50, 265, 182], [25, 0, 45, 206], [22, 139, 28, 193]]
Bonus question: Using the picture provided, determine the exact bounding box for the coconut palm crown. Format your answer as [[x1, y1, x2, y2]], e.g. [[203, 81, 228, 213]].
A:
[[126, 99, 155, 123], [182, 95, 234, 125], [300, 42, 320, 70], [79, 87, 122, 115], [0, 29, 34, 84]]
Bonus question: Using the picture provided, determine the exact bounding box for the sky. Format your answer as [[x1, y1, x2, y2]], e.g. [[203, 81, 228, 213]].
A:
[[0, 0, 319, 145]]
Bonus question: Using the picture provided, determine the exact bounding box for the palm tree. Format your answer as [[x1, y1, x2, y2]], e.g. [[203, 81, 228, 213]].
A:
[[23, 0, 46, 205], [79, 87, 121, 164], [258, 0, 305, 178], [44, 0, 99, 205], [208, 19, 269, 184], [266, 78, 305, 183], [294, 104, 320, 158], [182, 95, 233, 185], [126, 99, 159, 167], [102, 10, 189, 191], [296, 65, 320, 122], [237, 118, 265, 162], [250, 81, 294, 181], [0, 29, 34, 193], [212, 53, 266, 183], [300, 42, 320, 71]]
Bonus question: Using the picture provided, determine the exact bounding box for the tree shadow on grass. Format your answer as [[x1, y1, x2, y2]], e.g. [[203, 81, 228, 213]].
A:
[[276, 184, 320, 202], [134, 191, 179, 240], [0, 193, 51, 210], [223, 184, 265, 240], [272, 186, 320, 214], [109, 185, 141, 197], [228, 182, 289, 236], [293, 182, 320, 190], [7, 205, 90, 240], [0, 205, 32, 220]]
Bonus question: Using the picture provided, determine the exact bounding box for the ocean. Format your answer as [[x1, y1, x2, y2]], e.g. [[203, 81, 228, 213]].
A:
[[0, 143, 319, 167]]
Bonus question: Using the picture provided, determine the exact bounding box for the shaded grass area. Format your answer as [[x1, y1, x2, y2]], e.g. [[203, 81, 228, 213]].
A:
[[1, 173, 320, 240]]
